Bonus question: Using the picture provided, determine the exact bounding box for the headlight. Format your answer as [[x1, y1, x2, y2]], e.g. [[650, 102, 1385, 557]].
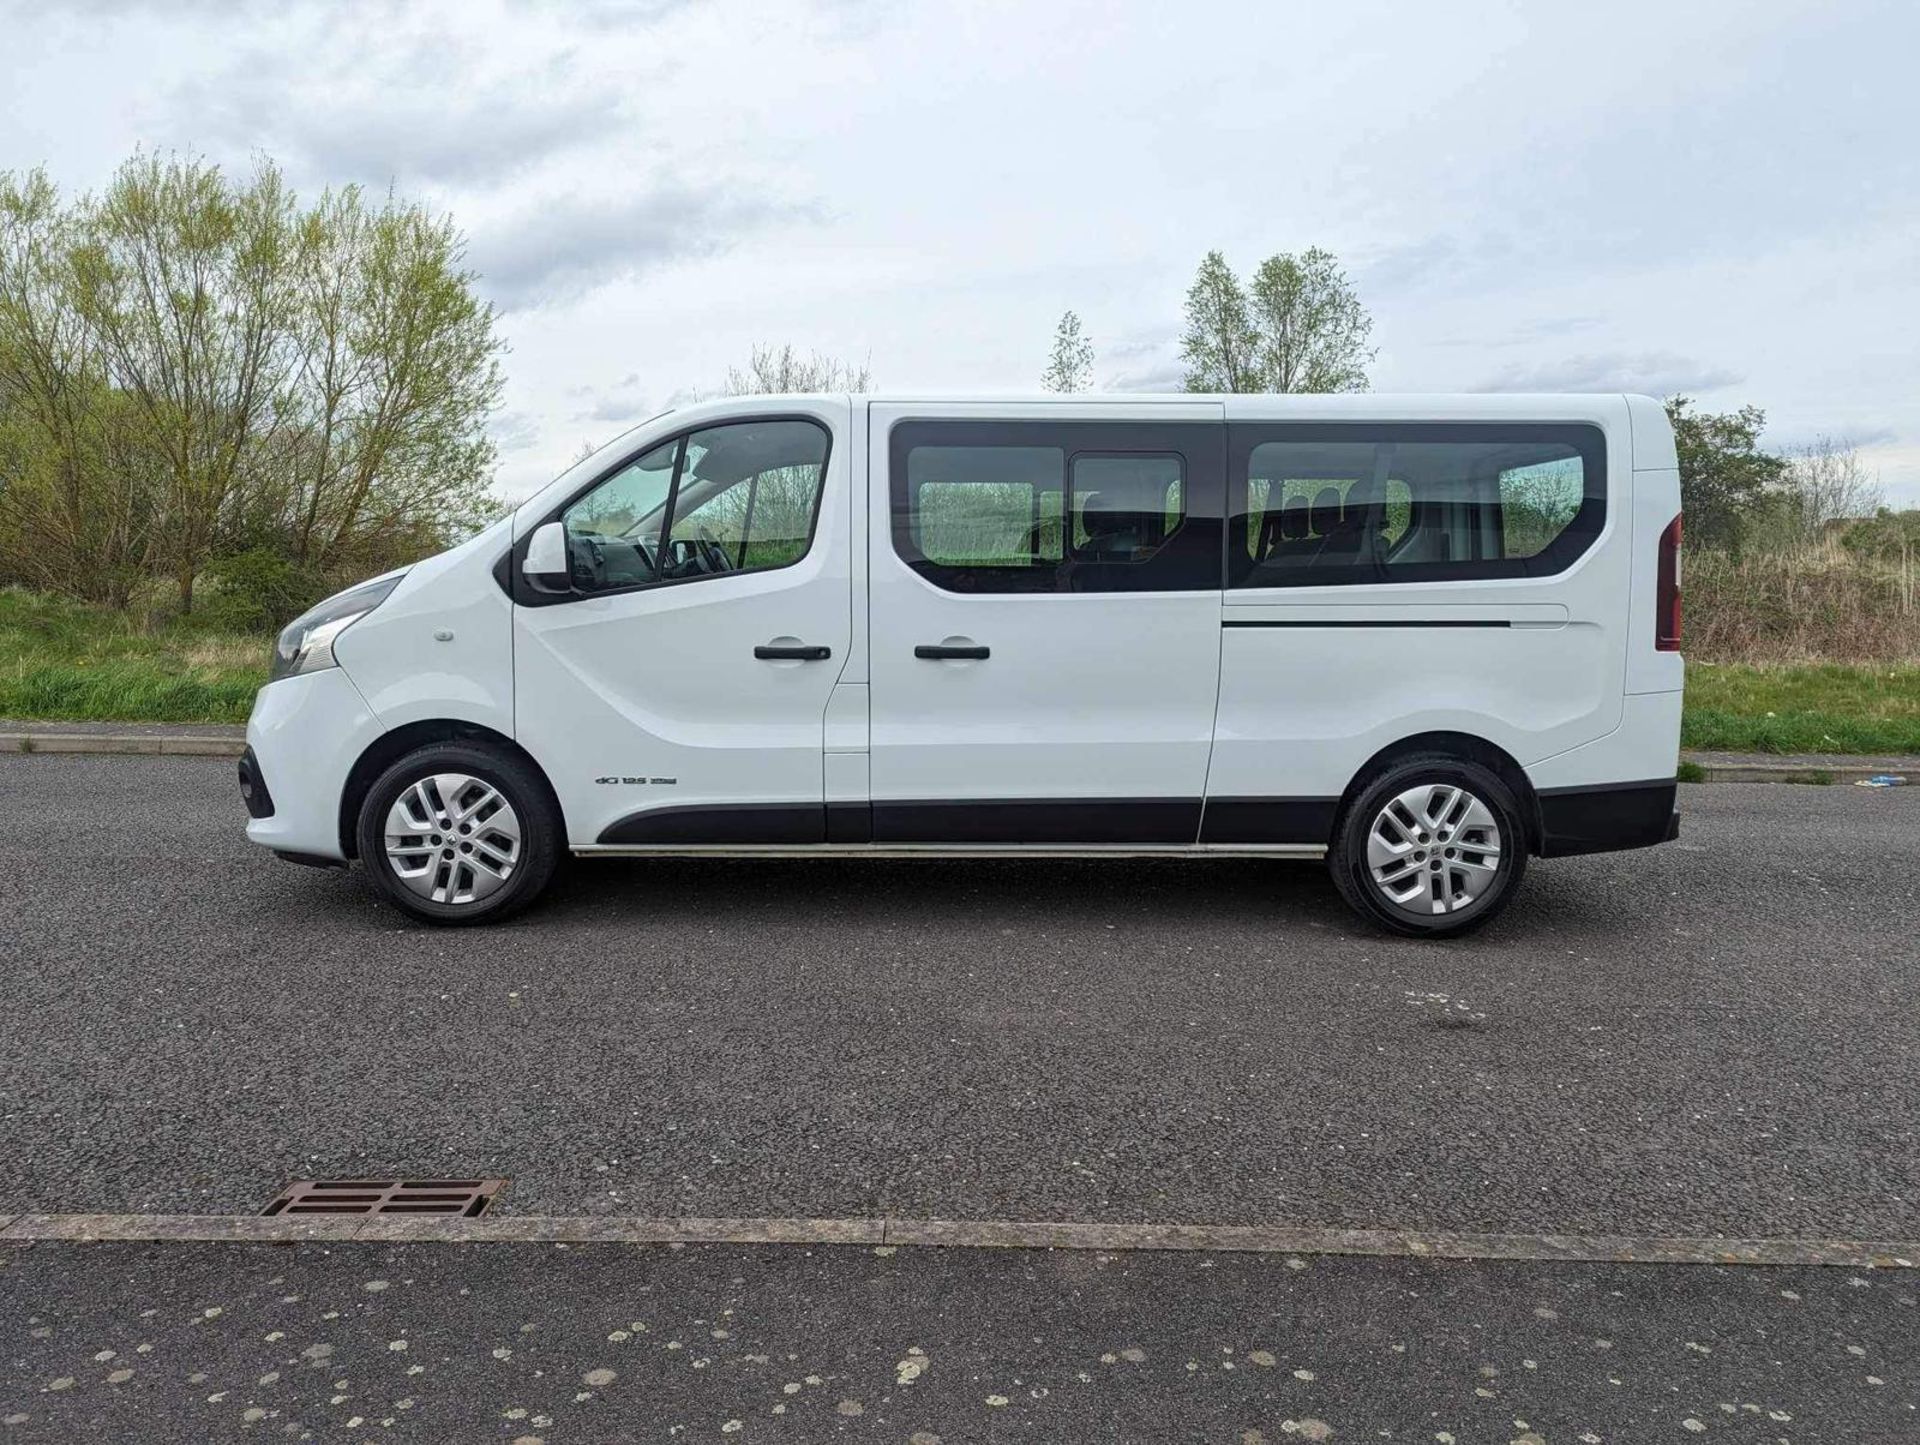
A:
[[269, 574, 406, 682]]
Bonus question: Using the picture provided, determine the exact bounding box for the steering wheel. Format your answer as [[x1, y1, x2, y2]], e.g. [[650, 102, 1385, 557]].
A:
[[682, 523, 729, 574]]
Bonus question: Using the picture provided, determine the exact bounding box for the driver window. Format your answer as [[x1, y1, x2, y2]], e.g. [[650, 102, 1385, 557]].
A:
[[558, 419, 829, 595]]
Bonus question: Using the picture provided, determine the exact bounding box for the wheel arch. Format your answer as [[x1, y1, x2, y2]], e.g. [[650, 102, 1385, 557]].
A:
[[1335, 731, 1541, 854], [338, 720, 565, 859]]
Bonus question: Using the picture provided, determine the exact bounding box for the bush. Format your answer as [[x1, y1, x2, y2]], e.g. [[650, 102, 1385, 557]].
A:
[[1685, 543, 1920, 664], [197, 549, 328, 633]]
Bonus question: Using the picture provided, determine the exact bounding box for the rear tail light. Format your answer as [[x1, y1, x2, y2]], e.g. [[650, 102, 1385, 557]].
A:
[[1655, 513, 1682, 651]]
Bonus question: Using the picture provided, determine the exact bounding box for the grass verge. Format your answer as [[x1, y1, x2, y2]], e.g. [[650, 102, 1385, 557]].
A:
[[0, 588, 266, 724], [3, 589, 1917, 752], [1683, 662, 1920, 755]]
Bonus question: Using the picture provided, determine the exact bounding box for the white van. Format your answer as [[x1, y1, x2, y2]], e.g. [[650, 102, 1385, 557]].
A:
[[240, 394, 1684, 937]]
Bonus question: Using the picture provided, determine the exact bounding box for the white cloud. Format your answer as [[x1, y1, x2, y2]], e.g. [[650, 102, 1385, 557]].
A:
[[1474, 352, 1744, 397], [1, 0, 1915, 501]]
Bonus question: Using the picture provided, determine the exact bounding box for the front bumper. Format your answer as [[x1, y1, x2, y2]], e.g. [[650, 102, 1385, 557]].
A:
[[243, 668, 383, 861]]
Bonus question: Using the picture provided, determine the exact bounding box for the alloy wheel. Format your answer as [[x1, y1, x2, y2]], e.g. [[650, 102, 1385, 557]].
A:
[[1364, 782, 1504, 917], [382, 772, 522, 906]]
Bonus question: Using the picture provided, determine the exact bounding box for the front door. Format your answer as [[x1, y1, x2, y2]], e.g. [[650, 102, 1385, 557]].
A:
[[865, 403, 1225, 843], [513, 404, 852, 847]]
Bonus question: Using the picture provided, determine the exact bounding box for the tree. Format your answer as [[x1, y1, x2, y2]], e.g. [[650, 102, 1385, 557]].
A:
[[1664, 397, 1788, 553], [1181, 247, 1373, 393], [1041, 310, 1094, 392], [1179, 250, 1260, 392], [724, 343, 871, 395], [270, 184, 503, 577], [0, 152, 505, 618], [1248, 247, 1374, 393], [66, 153, 297, 611], [0, 169, 162, 606], [1781, 437, 1882, 533]]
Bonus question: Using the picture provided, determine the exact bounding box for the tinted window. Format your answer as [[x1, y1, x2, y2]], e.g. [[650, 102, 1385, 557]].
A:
[[909, 446, 1064, 568], [555, 419, 829, 596], [1229, 423, 1603, 589], [892, 420, 1221, 593], [1072, 454, 1184, 562], [561, 440, 676, 591]]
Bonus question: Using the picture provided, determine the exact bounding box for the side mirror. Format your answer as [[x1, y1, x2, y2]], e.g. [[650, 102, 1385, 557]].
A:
[[522, 521, 572, 594]]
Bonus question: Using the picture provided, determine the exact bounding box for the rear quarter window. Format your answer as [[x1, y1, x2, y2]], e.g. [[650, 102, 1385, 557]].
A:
[[1228, 423, 1605, 589]]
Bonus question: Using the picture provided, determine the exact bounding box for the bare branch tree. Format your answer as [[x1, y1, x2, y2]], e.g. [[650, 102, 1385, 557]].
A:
[[724, 343, 871, 395], [1041, 310, 1094, 392], [1782, 436, 1883, 532]]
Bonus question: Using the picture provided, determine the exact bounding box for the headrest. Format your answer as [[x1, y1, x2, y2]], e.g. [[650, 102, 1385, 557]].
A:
[[1309, 486, 1343, 536], [1279, 497, 1308, 541]]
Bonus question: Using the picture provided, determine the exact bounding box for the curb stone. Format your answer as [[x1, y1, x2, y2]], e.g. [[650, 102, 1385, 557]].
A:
[[0, 1212, 1914, 1267], [1, 732, 244, 757]]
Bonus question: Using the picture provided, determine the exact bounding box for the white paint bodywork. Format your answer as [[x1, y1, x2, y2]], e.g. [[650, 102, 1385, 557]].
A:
[[1211, 393, 1644, 801], [243, 392, 1681, 862], [512, 396, 855, 845]]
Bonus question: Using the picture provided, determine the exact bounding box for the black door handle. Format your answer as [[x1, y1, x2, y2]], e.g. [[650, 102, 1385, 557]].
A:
[[915, 643, 990, 660], [755, 644, 831, 661]]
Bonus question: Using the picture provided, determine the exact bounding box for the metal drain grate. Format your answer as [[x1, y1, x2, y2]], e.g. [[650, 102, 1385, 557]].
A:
[[262, 1178, 507, 1218]]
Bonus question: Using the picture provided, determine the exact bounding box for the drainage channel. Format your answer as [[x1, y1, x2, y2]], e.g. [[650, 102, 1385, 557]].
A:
[[262, 1178, 508, 1218]]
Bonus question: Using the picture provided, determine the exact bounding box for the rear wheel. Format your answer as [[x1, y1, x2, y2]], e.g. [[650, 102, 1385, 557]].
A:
[[355, 743, 561, 926], [1328, 754, 1528, 938]]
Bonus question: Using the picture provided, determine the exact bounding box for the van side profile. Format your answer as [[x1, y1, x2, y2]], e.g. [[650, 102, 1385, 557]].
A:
[[240, 393, 1684, 937]]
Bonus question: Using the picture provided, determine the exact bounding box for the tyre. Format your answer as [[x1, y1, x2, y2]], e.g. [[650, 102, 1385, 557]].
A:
[[355, 742, 562, 926], [1327, 754, 1528, 939]]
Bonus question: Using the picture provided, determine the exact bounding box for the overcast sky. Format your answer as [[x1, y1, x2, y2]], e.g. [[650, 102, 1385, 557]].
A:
[[4, 0, 1916, 504]]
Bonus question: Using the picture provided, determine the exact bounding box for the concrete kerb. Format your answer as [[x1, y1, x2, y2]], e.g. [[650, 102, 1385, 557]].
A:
[[4, 729, 1911, 784], [1, 732, 244, 757], [0, 1213, 1914, 1267]]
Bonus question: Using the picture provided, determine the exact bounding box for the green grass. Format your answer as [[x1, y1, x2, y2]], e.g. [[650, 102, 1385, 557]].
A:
[[0, 588, 267, 724], [1682, 662, 1920, 755]]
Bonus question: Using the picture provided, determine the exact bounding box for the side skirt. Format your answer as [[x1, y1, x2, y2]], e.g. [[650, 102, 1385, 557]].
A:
[[596, 797, 1341, 850]]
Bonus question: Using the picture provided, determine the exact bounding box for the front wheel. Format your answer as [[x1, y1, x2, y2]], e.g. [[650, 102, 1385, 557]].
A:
[[355, 742, 562, 926], [1328, 755, 1528, 939]]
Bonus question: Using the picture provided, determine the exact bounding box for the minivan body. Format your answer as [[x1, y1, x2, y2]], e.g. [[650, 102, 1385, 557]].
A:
[[241, 393, 1684, 936]]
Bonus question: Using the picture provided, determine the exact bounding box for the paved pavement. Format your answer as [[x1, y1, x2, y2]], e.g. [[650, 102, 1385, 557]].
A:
[[4, 1239, 1916, 1443]]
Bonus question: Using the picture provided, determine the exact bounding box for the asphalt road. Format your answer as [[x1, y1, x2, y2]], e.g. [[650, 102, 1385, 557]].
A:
[[1, 754, 1916, 1240], [5, 1240, 1916, 1443]]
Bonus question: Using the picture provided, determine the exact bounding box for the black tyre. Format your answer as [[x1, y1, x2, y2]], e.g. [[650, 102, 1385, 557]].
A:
[[355, 742, 562, 926], [1328, 753, 1528, 939]]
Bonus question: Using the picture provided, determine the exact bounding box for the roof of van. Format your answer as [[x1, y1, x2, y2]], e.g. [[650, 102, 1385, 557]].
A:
[[851, 391, 1656, 407]]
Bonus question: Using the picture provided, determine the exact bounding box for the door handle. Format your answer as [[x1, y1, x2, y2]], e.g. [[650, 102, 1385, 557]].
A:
[[754, 643, 831, 661], [915, 643, 990, 660]]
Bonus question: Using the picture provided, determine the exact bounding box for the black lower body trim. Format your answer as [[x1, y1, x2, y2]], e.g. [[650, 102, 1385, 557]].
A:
[[826, 801, 872, 844], [873, 798, 1202, 844], [598, 804, 825, 846], [1198, 797, 1338, 845], [1222, 619, 1512, 629], [596, 796, 1343, 847], [1536, 779, 1679, 857], [238, 747, 275, 819], [273, 849, 346, 870]]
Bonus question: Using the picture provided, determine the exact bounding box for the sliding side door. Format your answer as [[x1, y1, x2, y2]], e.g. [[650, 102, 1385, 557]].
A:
[[865, 403, 1225, 843]]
